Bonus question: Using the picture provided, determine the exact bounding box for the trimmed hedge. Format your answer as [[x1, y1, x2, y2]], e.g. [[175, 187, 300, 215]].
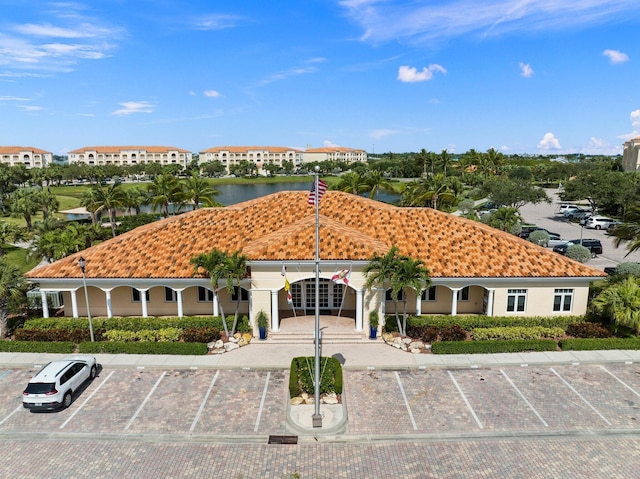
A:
[[0, 341, 76, 353], [559, 338, 640, 351], [407, 315, 583, 331], [289, 356, 343, 398], [431, 339, 558, 354], [471, 326, 565, 341], [103, 328, 182, 342], [79, 341, 208, 355]]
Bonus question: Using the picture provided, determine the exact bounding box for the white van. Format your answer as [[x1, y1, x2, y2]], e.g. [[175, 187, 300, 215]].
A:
[[584, 216, 615, 230]]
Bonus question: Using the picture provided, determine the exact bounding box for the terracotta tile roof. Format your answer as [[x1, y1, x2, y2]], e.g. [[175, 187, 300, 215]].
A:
[[0, 146, 51, 154], [26, 191, 604, 280], [200, 146, 302, 153], [305, 147, 365, 153], [68, 146, 190, 154]]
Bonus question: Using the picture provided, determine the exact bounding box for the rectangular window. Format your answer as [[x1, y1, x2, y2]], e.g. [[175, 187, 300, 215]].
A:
[[332, 284, 344, 308], [421, 286, 437, 301], [230, 286, 249, 302], [198, 286, 213, 302], [131, 288, 150, 303], [457, 286, 470, 301], [507, 289, 527, 312], [165, 287, 177, 302], [553, 288, 573, 312], [291, 282, 302, 308], [306, 282, 329, 308], [385, 288, 404, 301]]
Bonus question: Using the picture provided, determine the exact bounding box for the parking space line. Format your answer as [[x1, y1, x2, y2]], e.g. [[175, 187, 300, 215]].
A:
[[0, 405, 22, 426], [550, 368, 612, 426], [254, 371, 271, 432], [500, 369, 548, 427], [601, 366, 640, 398], [395, 372, 417, 430], [124, 371, 166, 431], [0, 370, 11, 381], [60, 370, 115, 430], [448, 370, 483, 429], [190, 370, 219, 433]]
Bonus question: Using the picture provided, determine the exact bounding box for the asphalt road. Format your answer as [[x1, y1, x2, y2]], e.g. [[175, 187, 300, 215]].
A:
[[519, 189, 640, 271]]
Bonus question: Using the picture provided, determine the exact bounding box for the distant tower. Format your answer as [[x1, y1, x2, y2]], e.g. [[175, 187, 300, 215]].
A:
[[622, 137, 640, 171]]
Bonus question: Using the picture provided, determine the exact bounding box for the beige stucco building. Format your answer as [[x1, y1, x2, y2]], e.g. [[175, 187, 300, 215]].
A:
[[622, 137, 640, 171], [68, 146, 191, 168], [303, 147, 367, 164], [26, 191, 604, 336], [0, 146, 52, 168], [199, 146, 304, 175]]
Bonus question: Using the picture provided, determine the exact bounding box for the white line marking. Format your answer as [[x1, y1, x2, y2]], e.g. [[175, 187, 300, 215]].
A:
[[0, 370, 12, 381], [550, 367, 611, 426], [254, 371, 271, 432], [124, 371, 166, 431], [601, 366, 640, 398], [395, 371, 417, 430], [190, 370, 220, 433], [448, 370, 483, 429], [60, 370, 114, 429], [500, 369, 548, 427], [0, 405, 22, 426]]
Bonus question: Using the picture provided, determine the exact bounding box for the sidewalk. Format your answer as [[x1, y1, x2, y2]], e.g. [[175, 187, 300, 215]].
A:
[[1, 343, 639, 370]]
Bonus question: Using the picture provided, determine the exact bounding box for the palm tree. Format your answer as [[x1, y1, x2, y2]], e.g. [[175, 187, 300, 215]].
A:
[[391, 255, 431, 336], [124, 186, 148, 215], [486, 206, 522, 232], [401, 174, 459, 210], [91, 183, 127, 237], [364, 246, 401, 333], [592, 277, 640, 334], [0, 222, 26, 256], [438, 149, 453, 177], [80, 189, 99, 225], [191, 249, 230, 336], [182, 172, 220, 209], [335, 172, 367, 195], [9, 188, 40, 232], [364, 170, 394, 199], [148, 173, 184, 217], [485, 148, 505, 177], [37, 189, 59, 221], [610, 205, 640, 256], [223, 250, 249, 335], [0, 258, 27, 338]]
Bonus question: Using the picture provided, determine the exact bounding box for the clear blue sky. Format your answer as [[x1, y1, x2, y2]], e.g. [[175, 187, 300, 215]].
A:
[[1, 0, 639, 157]]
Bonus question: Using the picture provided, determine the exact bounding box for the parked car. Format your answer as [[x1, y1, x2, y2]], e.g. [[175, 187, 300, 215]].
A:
[[23, 355, 97, 411], [605, 221, 624, 234], [546, 234, 567, 248], [583, 216, 616, 230], [552, 239, 603, 257], [563, 207, 593, 219], [557, 204, 580, 215]]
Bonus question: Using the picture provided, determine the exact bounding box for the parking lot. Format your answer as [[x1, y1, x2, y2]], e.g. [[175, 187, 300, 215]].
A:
[[3, 363, 640, 439]]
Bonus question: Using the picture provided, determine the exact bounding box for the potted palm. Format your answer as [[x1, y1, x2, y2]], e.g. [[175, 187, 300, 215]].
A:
[[256, 309, 269, 340], [369, 311, 379, 340]]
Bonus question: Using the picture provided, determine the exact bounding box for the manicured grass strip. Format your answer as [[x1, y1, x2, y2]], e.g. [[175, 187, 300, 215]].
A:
[[431, 339, 558, 354], [560, 338, 640, 351], [0, 341, 75, 353], [79, 341, 208, 355]]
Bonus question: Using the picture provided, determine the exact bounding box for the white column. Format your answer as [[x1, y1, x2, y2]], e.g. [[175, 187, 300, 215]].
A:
[[487, 289, 494, 317], [141, 290, 148, 318], [271, 290, 280, 332], [415, 290, 422, 316], [450, 288, 459, 316], [71, 290, 79, 318], [355, 289, 363, 331], [105, 290, 113, 318], [40, 291, 50, 318], [177, 290, 183, 318]]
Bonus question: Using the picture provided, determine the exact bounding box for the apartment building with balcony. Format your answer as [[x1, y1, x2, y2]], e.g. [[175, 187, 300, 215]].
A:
[[68, 146, 191, 167], [0, 146, 52, 168], [622, 136, 640, 172], [303, 147, 367, 164], [199, 146, 304, 174]]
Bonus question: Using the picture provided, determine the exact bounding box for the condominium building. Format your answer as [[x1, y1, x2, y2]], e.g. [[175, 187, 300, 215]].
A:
[[199, 146, 304, 173], [622, 137, 640, 172], [303, 147, 367, 164], [68, 146, 191, 167], [0, 146, 52, 168]]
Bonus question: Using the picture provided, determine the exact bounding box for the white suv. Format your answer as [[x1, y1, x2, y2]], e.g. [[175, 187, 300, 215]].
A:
[[583, 216, 615, 230], [23, 355, 97, 411]]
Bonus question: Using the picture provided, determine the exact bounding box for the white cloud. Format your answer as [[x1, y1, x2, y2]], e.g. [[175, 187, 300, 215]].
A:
[[323, 140, 341, 147], [603, 49, 629, 64], [339, 0, 640, 45], [398, 64, 446, 83], [111, 101, 155, 116], [519, 62, 534, 77], [370, 129, 399, 140], [18, 105, 44, 111], [192, 14, 242, 31], [537, 132, 562, 150], [631, 109, 640, 127], [204, 90, 221, 98], [0, 96, 32, 101]]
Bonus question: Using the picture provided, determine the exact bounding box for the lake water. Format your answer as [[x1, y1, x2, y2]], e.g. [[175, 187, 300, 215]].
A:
[[215, 182, 400, 206]]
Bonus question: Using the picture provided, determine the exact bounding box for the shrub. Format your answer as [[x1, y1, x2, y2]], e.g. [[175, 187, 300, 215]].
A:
[[180, 327, 221, 343], [79, 341, 208, 355], [559, 338, 640, 351], [406, 324, 439, 342], [528, 230, 550, 246], [566, 322, 612, 339], [0, 341, 76, 353], [440, 324, 467, 341], [289, 356, 343, 398], [103, 328, 182, 342], [472, 326, 565, 341], [384, 315, 399, 332], [565, 244, 591, 263], [615, 262, 640, 277], [407, 315, 582, 330], [23, 316, 223, 332], [432, 339, 557, 354]]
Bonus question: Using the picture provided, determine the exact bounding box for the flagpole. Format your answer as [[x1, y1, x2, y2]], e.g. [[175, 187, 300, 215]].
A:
[[312, 166, 322, 428]]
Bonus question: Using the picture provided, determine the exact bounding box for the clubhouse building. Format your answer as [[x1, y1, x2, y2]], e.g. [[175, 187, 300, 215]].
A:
[[26, 192, 605, 334]]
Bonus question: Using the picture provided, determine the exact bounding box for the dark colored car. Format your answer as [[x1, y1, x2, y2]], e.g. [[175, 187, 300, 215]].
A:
[[552, 239, 603, 257], [519, 227, 560, 240]]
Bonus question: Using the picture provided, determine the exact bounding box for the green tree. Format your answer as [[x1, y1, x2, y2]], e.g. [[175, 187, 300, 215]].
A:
[[482, 177, 550, 210], [364, 247, 401, 333], [91, 182, 127, 237], [190, 249, 230, 336], [223, 251, 249, 335], [148, 173, 184, 217], [0, 258, 27, 337], [182, 172, 219, 209], [364, 170, 394, 199], [486, 206, 522, 232], [390, 255, 431, 336], [592, 277, 640, 334], [401, 174, 460, 210], [0, 222, 26, 256], [610, 205, 640, 256], [335, 172, 367, 195], [8, 188, 40, 232]]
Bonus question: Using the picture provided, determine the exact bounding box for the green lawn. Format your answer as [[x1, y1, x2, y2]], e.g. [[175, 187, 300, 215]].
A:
[[2, 244, 40, 273]]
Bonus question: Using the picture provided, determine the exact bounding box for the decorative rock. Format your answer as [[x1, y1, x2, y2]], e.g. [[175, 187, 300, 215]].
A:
[[228, 336, 239, 343], [411, 348, 422, 354], [234, 332, 242, 339], [393, 337, 403, 344], [323, 392, 339, 405], [409, 341, 425, 349], [238, 338, 248, 347], [304, 397, 315, 405], [402, 338, 413, 344], [214, 339, 224, 349], [212, 349, 226, 355], [392, 342, 402, 349], [383, 333, 394, 342], [300, 392, 309, 400], [290, 397, 304, 405], [424, 344, 432, 350], [223, 342, 240, 352], [401, 344, 407, 351], [207, 341, 216, 350], [242, 333, 252, 343]]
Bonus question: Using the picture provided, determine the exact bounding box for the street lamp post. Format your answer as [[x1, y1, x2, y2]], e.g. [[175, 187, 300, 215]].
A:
[[78, 257, 95, 342]]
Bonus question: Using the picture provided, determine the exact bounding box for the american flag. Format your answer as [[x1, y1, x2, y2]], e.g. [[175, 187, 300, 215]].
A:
[[308, 178, 328, 205]]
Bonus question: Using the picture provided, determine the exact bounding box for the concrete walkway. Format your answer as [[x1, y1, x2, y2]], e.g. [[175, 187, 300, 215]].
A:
[[1, 342, 639, 370]]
